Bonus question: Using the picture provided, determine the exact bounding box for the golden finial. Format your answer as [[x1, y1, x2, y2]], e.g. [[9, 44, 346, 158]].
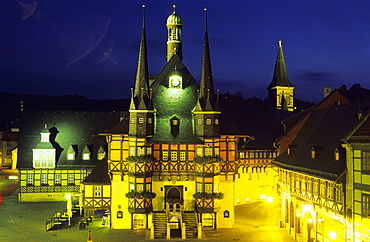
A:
[[142, 4, 146, 8], [204, 7, 207, 11]]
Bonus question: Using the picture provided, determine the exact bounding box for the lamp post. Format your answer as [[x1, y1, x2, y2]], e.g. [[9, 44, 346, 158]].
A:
[[65, 193, 72, 225]]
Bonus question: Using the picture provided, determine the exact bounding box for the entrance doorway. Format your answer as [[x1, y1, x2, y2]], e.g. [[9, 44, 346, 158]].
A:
[[165, 186, 183, 210], [169, 216, 181, 238]]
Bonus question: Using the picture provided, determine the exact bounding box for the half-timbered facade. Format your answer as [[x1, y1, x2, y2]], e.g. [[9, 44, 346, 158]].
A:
[[17, 110, 120, 202], [343, 109, 370, 241], [273, 90, 370, 242]]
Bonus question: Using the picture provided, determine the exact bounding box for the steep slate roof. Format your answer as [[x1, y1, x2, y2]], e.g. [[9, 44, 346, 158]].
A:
[[150, 54, 201, 144], [273, 99, 370, 180], [267, 40, 293, 89], [82, 159, 111, 184], [17, 110, 120, 169]]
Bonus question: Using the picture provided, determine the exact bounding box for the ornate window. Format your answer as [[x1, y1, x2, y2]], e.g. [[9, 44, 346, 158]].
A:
[[171, 151, 177, 161], [68, 174, 74, 185], [95, 186, 102, 197], [162, 151, 168, 161], [180, 152, 186, 161], [41, 174, 48, 185], [27, 174, 34, 185], [362, 151, 370, 173], [55, 174, 61, 185], [362, 194, 370, 217]]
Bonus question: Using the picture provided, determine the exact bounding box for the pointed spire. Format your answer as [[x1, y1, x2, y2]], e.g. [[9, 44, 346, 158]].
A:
[[134, 5, 149, 99], [200, 8, 215, 100], [268, 40, 293, 89]]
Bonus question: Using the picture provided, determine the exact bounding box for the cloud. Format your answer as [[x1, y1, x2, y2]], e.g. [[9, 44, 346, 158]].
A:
[[292, 71, 337, 85]]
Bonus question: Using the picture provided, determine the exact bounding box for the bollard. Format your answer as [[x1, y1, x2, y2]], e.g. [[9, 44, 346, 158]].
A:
[[87, 229, 92, 242]]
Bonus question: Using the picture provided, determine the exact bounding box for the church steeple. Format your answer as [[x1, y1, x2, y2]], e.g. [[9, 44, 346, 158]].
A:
[[267, 40, 295, 111], [166, 5, 183, 61], [199, 8, 215, 101]]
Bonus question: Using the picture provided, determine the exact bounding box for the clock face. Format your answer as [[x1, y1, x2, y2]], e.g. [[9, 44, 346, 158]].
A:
[[169, 75, 182, 89]]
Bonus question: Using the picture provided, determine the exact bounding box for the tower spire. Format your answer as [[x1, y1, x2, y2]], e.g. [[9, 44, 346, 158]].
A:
[[200, 8, 215, 101], [267, 40, 295, 111], [134, 5, 149, 99], [268, 40, 293, 89], [166, 5, 183, 61]]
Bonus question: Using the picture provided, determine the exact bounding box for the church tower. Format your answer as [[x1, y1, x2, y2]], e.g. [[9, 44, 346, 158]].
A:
[[129, 6, 154, 137], [166, 5, 183, 61], [194, 8, 221, 138], [267, 40, 294, 111]]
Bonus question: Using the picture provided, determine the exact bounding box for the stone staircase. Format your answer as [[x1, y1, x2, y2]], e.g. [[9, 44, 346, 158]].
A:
[[183, 211, 198, 238], [153, 212, 167, 239]]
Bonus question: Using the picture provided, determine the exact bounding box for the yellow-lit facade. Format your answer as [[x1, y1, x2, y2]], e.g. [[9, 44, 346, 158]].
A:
[[343, 114, 370, 242], [77, 8, 280, 239], [276, 169, 346, 241]]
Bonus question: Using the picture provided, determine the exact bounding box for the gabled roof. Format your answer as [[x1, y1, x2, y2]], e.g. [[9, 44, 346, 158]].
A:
[[344, 107, 370, 143], [17, 110, 120, 169], [149, 54, 201, 144], [273, 99, 370, 179], [82, 159, 111, 185]]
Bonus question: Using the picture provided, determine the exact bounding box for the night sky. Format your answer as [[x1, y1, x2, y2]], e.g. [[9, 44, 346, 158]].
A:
[[2, 0, 370, 102]]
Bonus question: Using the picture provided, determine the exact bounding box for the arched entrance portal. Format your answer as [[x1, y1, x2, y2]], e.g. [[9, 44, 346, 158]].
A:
[[303, 212, 314, 242], [165, 186, 183, 209]]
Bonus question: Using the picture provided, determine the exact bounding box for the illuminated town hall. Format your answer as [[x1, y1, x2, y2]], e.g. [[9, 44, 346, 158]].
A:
[[15, 6, 281, 239]]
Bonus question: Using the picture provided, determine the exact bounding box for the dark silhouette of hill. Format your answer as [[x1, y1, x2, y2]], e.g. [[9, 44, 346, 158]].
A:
[[0, 91, 315, 150], [219, 92, 315, 149], [0, 92, 130, 130]]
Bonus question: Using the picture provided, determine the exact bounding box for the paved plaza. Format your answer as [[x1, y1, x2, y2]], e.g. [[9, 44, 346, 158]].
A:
[[0, 171, 295, 241]]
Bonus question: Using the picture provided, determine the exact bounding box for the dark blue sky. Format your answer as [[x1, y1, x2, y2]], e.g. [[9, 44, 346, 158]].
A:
[[2, 0, 370, 102]]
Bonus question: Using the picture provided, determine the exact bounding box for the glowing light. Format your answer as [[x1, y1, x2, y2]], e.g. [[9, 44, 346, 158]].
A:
[[8, 176, 18, 180], [296, 209, 301, 217], [267, 196, 274, 203], [307, 218, 313, 223], [328, 231, 337, 240], [65, 194, 71, 200], [245, 198, 250, 202], [302, 204, 314, 216], [260, 194, 266, 199], [236, 199, 240, 204]]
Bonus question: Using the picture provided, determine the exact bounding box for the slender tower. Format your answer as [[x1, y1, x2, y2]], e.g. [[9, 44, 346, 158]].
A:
[[166, 5, 183, 61], [194, 8, 220, 138], [267, 40, 294, 111], [129, 5, 154, 137]]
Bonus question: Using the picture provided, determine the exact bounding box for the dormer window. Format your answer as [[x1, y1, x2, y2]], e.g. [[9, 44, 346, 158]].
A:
[[311, 146, 323, 159], [334, 148, 340, 161], [97, 146, 105, 160], [67, 153, 75, 160], [66, 145, 77, 160], [82, 145, 92, 161], [311, 147, 316, 159]]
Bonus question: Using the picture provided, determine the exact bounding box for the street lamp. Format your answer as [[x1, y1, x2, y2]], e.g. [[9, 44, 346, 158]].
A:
[[328, 231, 337, 240], [65, 193, 72, 225]]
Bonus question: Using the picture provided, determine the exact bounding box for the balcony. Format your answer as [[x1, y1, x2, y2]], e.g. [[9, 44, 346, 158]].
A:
[[128, 198, 153, 213]]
